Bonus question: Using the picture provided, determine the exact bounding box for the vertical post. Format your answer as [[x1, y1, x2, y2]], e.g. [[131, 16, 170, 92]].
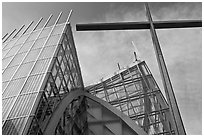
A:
[[145, 3, 186, 134], [133, 52, 137, 61], [117, 63, 121, 70]]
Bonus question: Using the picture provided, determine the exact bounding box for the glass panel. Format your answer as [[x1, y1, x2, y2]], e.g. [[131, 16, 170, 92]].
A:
[[2, 66, 18, 82], [38, 46, 56, 59], [23, 48, 41, 63], [31, 58, 50, 75], [4, 44, 21, 58], [15, 34, 29, 45], [39, 27, 52, 39], [2, 77, 26, 98], [26, 30, 40, 42], [2, 97, 16, 120], [2, 48, 10, 58], [3, 39, 16, 50], [52, 24, 65, 35], [21, 74, 45, 94], [2, 81, 9, 92], [18, 41, 34, 54], [8, 93, 37, 118], [8, 52, 27, 68], [3, 117, 26, 135], [31, 37, 47, 50], [13, 62, 34, 79], [2, 56, 13, 70], [46, 34, 61, 46]]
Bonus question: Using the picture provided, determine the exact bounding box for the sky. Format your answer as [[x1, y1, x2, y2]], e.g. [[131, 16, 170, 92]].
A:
[[2, 2, 202, 135]]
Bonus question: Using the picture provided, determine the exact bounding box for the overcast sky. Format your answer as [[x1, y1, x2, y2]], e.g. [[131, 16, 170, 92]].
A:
[[2, 2, 202, 135]]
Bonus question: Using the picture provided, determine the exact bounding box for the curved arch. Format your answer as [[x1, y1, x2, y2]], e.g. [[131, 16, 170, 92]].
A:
[[44, 89, 147, 135]]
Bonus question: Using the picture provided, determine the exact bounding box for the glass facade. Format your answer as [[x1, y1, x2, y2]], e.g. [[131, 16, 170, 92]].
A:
[[2, 22, 84, 134], [86, 61, 175, 135], [2, 13, 184, 135]]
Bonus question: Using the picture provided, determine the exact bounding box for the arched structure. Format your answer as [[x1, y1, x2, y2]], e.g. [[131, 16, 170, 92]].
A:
[[44, 89, 147, 135]]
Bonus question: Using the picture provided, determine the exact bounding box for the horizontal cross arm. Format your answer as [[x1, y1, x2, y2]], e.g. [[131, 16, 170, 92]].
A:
[[76, 20, 202, 31]]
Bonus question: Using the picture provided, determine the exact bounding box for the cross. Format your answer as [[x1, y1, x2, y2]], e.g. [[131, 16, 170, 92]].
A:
[[76, 3, 202, 135]]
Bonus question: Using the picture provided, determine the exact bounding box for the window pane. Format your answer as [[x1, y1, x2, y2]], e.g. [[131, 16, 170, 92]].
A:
[[2, 81, 9, 92], [2, 97, 16, 120], [21, 74, 44, 94], [31, 58, 50, 74], [2, 48, 10, 58], [15, 34, 29, 45], [26, 30, 40, 42], [8, 93, 37, 118], [3, 66, 18, 82], [52, 24, 65, 35], [3, 117, 26, 135], [23, 48, 41, 63], [3, 77, 26, 98], [3, 39, 16, 50], [8, 52, 27, 68], [39, 46, 56, 59], [46, 35, 61, 46], [39, 27, 52, 38], [31, 37, 47, 50], [5, 44, 22, 58], [13, 62, 34, 79], [18, 41, 34, 54], [2, 56, 13, 70]]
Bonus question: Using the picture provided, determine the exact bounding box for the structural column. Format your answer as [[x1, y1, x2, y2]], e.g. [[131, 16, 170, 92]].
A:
[[145, 3, 186, 135]]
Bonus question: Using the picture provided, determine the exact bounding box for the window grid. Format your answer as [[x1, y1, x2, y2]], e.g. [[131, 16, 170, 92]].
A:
[[2, 18, 64, 129], [87, 62, 174, 135], [27, 25, 84, 134]]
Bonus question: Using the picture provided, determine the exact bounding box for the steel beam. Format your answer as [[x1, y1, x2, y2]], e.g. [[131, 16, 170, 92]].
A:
[[76, 20, 201, 31], [145, 3, 186, 134]]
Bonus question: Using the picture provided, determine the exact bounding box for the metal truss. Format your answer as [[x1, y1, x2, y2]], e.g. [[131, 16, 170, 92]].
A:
[[86, 60, 176, 135]]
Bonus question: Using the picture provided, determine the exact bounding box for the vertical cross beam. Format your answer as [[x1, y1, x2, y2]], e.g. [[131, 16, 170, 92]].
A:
[[145, 3, 186, 134]]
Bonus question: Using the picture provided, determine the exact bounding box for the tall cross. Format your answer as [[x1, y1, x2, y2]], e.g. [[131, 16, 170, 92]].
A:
[[76, 3, 202, 135]]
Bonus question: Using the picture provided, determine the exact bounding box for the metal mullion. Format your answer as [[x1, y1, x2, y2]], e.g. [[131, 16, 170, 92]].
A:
[[3, 30, 44, 95], [50, 73, 62, 100], [54, 59, 67, 96], [101, 80, 110, 102], [56, 46, 69, 92], [137, 63, 160, 133], [2, 20, 42, 93], [2, 21, 38, 71], [3, 25, 25, 58], [137, 64, 162, 120], [2, 90, 39, 101], [3, 29, 16, 44], [152, 100, 171, 134], [126, 67, 142, 121], [23, 11, 73, 134], [67, 27, 84, 88], [110, 77, 123, 112], [58, 57, 70, 93], [119, 73, 134, 117], [2, 33, 8, 40], [2, 15, 53, 126], [65, 50, 77, 88]]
